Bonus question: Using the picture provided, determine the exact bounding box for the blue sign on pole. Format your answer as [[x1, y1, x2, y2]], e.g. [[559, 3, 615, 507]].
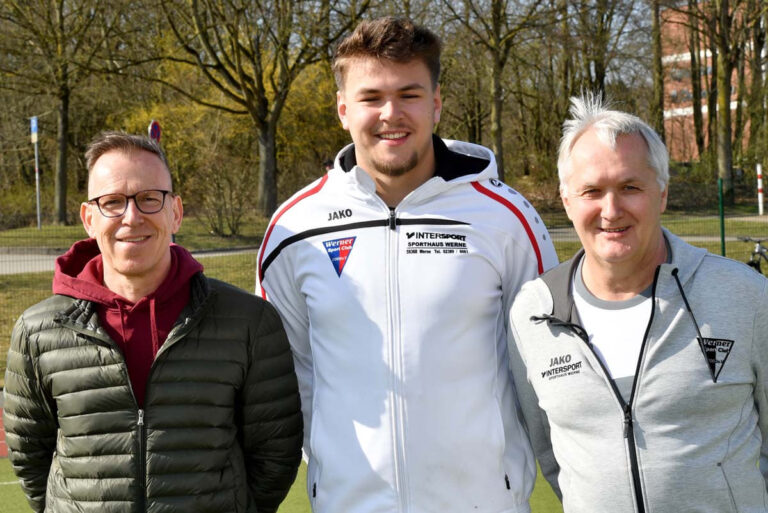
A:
[[30, 116, 38, 143]]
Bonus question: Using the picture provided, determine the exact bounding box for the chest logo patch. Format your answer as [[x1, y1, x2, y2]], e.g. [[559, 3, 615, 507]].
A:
[[697, 337, 734, 382], [404, 231, 468, 255], [323, 236, 356, 277], [541, 353, 583, 381]]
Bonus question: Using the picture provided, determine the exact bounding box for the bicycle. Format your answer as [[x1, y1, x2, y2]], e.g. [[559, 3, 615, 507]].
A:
[[738, 236, 768, 274]]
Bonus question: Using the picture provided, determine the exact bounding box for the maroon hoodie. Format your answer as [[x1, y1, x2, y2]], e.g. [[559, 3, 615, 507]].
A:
[[53, 238, 204, 407]]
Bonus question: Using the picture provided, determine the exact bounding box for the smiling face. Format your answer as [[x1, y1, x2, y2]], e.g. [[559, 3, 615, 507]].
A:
[[81, 149, 182, 292], [337, 57, 441, 181], [562, 129, 667, 272]]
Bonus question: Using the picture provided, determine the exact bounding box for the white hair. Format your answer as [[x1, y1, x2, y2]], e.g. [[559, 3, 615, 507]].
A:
[[557, 93, 669, 193]]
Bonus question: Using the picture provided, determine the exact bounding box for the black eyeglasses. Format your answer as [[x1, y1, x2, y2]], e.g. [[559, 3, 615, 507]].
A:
[[88, 190, 171, 218]]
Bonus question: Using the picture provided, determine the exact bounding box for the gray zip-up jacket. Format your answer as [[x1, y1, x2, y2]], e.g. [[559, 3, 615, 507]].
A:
[[508, 229, 768, 513]]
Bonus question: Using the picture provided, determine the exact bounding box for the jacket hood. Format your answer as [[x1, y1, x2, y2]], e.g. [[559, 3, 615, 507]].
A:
[[334, 135, 498, 186], [53, 238, 203, 306], [539, 227, 708, 322]]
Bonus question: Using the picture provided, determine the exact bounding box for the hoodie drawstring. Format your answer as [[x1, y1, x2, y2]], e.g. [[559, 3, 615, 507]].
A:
[[531, 314, 591, 345], [149, 297, 160, 356], [116, 301, 128, 343], [671, 268, 705, 341]]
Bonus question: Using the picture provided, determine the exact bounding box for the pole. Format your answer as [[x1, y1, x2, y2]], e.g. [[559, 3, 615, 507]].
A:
[[34, 139, 41, 229], [30, 115, 41, 230], [718, 177, 725, 256], [758, 163, 764, 216]]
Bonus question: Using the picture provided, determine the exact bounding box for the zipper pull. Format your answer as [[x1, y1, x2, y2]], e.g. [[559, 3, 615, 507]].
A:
[[388, 208, 396, 230], [623, 406, 631, 438], [138, 409, 145, 427], [312, 483, 317, 497]]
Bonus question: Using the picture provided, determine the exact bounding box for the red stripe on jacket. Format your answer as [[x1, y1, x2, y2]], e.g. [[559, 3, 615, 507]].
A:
[[471, 181, 544, 274], [258, 174, 330, 298]]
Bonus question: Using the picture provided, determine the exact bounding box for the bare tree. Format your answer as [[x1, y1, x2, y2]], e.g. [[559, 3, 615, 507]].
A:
[[650, 0, 665, 141], [158, 0, 369, 216], [710, 0, 759, 202], [570, 0, 637, 95], [686, 0, 706, 158], [746, 0, 766, 167], [441, 0, 546, 182], [440, 33, 491, 145], [0, 0, 122, 223]]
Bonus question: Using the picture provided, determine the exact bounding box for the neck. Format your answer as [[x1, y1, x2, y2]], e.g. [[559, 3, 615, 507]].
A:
[[581, 233, 667, 301], [374, 171, 432, 207], [364, 149, 436, 208], [103, 256, 171, 303]]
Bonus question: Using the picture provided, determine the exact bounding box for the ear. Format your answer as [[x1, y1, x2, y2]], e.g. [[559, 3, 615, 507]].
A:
[[337, 90, 349, 130], [433, 85, 442, 124], [80, 202, 97, 238], [660, 184, 668, 214], [171, 194, 184, 234]]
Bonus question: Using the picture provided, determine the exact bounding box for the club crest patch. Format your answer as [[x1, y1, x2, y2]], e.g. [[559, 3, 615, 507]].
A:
[[323, 236, 356, 277], [697, 337, 734, 383]]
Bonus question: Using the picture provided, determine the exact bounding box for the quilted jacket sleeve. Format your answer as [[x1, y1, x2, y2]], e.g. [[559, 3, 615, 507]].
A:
[[3, 313, 58, 513], [241, 298, 303, 513]]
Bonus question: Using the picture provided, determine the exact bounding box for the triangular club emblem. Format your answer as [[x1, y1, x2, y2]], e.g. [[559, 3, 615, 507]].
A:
[[697, 337, 734, 383], [323, 236, 357, 277]]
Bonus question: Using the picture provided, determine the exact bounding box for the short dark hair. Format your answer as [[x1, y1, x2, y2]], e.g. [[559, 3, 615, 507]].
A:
[[333, 17, 441, 90], [85, 131, 172, 190]]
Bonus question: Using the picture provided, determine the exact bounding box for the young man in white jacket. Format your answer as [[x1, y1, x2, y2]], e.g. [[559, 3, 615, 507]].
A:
[[257, 16, 558, 513], [508, 94, 768, 512]]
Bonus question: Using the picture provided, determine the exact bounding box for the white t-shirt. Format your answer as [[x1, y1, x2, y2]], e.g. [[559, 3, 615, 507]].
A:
[[573, 257, 652, 402]]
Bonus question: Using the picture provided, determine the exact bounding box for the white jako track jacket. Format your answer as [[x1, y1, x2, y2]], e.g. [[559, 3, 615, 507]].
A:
[[257, 137, 558, 513]]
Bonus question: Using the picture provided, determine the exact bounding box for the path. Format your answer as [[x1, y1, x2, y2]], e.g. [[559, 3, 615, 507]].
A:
[[0, 247, 260, 276]]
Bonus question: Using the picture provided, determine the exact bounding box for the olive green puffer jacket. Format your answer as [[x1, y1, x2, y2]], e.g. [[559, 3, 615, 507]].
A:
[[3, 273, 303, 513]]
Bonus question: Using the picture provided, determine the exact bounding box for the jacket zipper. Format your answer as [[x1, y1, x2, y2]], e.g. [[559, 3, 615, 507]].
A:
[[563, 266, 662, 513], [385, 205, 408, 511], [137, 409, 147, 511], [60, 292, 207, 513], [571, 329, 646, 513], [68, 324, 150, 509], [133, 320, 194, 510]]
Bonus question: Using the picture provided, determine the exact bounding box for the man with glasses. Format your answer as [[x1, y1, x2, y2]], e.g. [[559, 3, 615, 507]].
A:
[[3, 131, 303, 513]]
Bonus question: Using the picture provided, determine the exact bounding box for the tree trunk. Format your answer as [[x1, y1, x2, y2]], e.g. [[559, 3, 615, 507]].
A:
[[763, 9, 768, 172], [688, 0, 705, 158], [491, 55, 505, 182], [715, 0, 733, 205], [55, 84, 70, 224], [706, 6, 718, 158], [257, 122, 278, 216], [748, 0, 765, 162], [733, 46, 746, 161], [650, 0, 665, 142]]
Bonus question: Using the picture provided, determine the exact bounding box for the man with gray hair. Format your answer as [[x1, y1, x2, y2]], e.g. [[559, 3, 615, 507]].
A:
[[508, 94, 768, 512]]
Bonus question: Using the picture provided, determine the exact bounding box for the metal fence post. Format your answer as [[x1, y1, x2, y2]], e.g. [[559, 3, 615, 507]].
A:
[[718, 177, 725, 256], [758, 163, 764, 216]]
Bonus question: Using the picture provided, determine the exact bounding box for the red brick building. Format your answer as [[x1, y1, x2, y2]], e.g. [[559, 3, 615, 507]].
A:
[[661, 4, 746, 162]]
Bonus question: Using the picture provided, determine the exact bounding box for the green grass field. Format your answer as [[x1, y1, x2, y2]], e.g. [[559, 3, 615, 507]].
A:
[[0, 458, 562, 512], [0, 214, 268, 252], [1, 211, 766, 512]]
